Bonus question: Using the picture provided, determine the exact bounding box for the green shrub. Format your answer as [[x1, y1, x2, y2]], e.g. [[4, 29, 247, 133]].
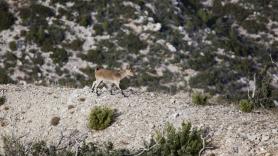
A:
[[118, 33, 147, 53], [3, 136, 26, 156], [188, 53, 216, 71], [0, 0, 9, 11], [79, 49, 105, 64], [3, 52, 17, 68], [241, 19, 267, 34], [2, 121, 208, 155], [32, 53, 44, 65], [0, 1, 15, 31], [80, 66, 96, 84], [19, 4, 54, 25], [50, 116, 60, 126], [0, 68, 12, 84], [88, 106, 115, 130], [212, 0, 224, 16], [50, 48, 69, 65], [197, 9, 213, 24], [251, 73, 274, 108], [26, 24, 64, 51], [223, 3, 250, 22], [0, 96, 6, 106], [47, 25, 65, 45], [239, 99, 253, 113], [65, 39, 84, 51], [78, 14, 92, 27], [3, 135, 130, 156], [192, 92, 208, 105], [140, 122, 203, 156], [9, 41, 17, 51], [102, 20, 109, 32], [93, 24, 104, 35], [26, 26, 46, 45], [189, 67, 240, 96]]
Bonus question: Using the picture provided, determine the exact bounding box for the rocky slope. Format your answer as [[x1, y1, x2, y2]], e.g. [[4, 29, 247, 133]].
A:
[[0, 0, 278, 103], [0, 84, 278, 156]]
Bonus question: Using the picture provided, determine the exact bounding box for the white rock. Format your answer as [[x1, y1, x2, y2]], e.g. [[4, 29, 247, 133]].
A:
[[261, 135, 270, 142], [166, 42, 177, 52]]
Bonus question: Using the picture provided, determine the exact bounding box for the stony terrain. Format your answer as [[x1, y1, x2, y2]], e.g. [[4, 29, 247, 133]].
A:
[[0, 84, 278, 156], [1, 0, 278, 155]]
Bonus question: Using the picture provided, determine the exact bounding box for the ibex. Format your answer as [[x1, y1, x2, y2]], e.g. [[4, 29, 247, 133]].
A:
[[91, 67, 134, 97]]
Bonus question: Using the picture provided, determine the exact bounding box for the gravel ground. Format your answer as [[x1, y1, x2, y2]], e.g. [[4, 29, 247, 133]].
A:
[[0, 84, 278, 156]]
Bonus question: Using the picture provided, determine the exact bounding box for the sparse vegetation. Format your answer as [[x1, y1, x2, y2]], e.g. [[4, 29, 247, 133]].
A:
[[239, 99, 253, 113], [9, 41, 17, 51], [0, 68, 12, 84], [50, 116, 60, 126], [0, 1, 15, 32], [77, 14, 92, 27], [50, 48, 69, 65], [65, 39, 84, 51], [0, 96, 6, 106], [19, 3, 54, 26], [3, 136, 26, 156], [88, 106, 115, 130], [118, 33, 147, 53], [68, 105, 75, 109], [241, 19, 267, 34], [79, 49, 105, 64], [140, 122, 204, 156], [79, 98, 86, 102], [192, 92, 209, 105], [2, 122, 207, 156]]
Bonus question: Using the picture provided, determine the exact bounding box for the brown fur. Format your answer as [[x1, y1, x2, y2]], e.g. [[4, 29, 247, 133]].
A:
[[92, 67, 134, 96], [95, 69, 132, 81]]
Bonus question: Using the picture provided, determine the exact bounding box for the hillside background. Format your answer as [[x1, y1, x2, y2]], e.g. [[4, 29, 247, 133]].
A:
[[0, 0, 278, 103], [2, 0, 278, 155]]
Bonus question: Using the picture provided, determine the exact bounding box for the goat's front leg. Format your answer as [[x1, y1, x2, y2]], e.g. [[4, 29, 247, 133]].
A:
[[115, 82, 128, 97], [95, 80, 103, 96], [91, 81, 97, 92]]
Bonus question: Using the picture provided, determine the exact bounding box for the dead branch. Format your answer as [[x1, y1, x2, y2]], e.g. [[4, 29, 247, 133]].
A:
[[134, 141, 160, 156], [247, 87, 250, 99], [269, 53, 278, 67], [199, 134, 215, 156], [252, 74, 256, 98], [0, 89, 7, 96], [56, 131, 65, 148], [247, 74, 256, 100], [269, 53, 278, 81]]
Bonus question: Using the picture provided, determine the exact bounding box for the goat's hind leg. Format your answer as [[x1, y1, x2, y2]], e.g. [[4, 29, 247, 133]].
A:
[[109, 84, 114, 95]]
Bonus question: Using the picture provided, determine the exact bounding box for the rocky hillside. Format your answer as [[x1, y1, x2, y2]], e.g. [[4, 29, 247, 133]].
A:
[[0, 84, 278, 155], [1, 1, 278, 155], [0, 0, 278, 104]]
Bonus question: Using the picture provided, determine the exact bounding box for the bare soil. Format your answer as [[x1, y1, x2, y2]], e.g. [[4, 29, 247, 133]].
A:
[[0, 84, 278, 156]]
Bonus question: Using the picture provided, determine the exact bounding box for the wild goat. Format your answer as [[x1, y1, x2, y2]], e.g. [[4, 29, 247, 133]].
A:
[[91, 67, 134, 97]]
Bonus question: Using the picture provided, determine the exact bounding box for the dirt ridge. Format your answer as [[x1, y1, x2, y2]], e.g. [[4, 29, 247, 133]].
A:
[[0, 84, 278, 156]]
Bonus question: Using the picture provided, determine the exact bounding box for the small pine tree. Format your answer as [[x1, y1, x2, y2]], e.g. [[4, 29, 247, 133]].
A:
[[239, 99, 253, 113], [0, 96, 6, 106], [192, 92, 208, 105], [140, 122, 203, 156], [9, 41, 17, 51], [88, 106, 115, 130]]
